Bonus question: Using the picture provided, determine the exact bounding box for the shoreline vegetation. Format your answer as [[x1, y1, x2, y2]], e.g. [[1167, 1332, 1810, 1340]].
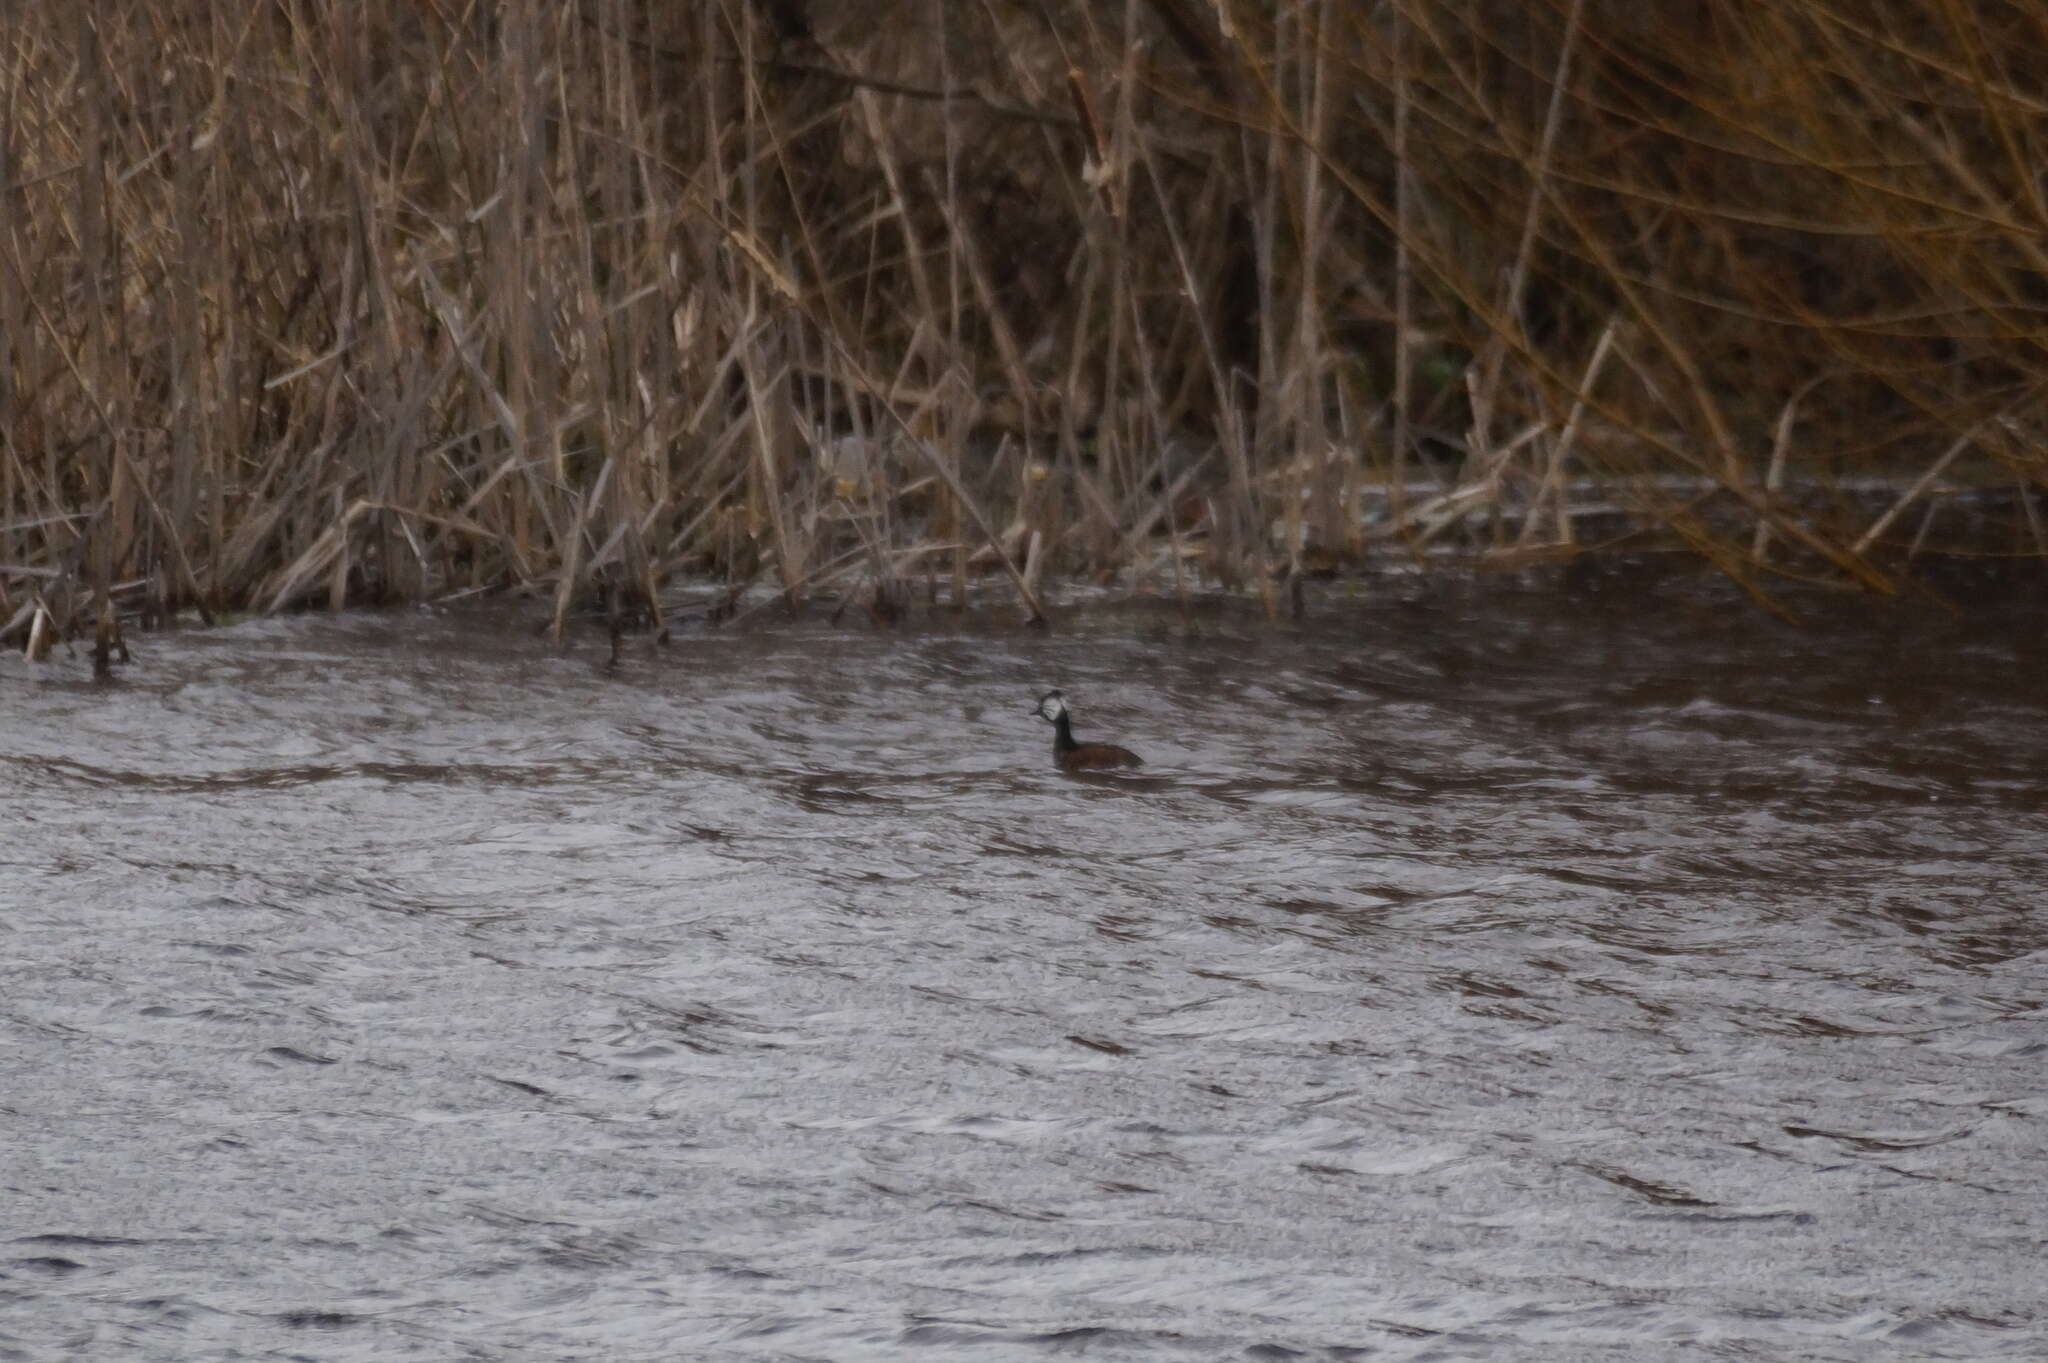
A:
[[6, 3, 2048, 665]]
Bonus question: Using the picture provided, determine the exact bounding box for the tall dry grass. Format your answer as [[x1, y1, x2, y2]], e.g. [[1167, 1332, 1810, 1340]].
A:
[[4, 1, 2046, 645]]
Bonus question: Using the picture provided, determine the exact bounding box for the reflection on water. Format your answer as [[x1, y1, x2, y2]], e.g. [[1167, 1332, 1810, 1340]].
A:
[[4, 580, 2045, 1361]]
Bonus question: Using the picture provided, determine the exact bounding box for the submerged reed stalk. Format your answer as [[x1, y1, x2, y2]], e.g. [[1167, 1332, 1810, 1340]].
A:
[[4, 0, 2045, 652]]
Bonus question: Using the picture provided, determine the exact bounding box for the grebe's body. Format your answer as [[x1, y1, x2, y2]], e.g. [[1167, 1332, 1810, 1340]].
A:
[[1035, 690, 1143, 771]]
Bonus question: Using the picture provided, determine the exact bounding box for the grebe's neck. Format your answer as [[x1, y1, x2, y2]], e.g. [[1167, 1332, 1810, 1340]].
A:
[[1051, 710, 1078, 753]]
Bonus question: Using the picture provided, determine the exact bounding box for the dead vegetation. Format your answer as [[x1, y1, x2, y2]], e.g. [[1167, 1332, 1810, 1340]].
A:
[[5, 1, 2047, 650]]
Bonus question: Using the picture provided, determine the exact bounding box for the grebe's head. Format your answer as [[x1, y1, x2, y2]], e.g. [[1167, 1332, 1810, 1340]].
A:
[[1034, 689, 1068, 724]]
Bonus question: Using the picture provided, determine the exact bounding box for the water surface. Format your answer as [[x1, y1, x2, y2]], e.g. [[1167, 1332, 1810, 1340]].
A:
[[5, 579, 2045, 1360]]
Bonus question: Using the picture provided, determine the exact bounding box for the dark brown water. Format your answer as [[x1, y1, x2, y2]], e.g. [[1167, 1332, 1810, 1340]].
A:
[[6, 580, 2045, 1361]]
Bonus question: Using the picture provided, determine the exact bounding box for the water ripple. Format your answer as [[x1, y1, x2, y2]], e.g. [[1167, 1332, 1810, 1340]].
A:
[[4, 590, 2046, 1360]]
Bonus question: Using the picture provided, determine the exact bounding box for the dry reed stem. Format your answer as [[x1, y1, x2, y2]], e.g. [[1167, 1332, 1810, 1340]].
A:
[[1854, 430, 1977, 557], [1752, 376, 1826, 563], [1518, 318, 1617, 549]]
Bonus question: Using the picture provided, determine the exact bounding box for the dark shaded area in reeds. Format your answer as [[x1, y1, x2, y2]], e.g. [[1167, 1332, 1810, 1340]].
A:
[[6, 1, 2048, 643]]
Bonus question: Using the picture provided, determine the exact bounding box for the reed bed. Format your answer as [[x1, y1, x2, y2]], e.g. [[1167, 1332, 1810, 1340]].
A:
[[5, 1, 2047, 647]]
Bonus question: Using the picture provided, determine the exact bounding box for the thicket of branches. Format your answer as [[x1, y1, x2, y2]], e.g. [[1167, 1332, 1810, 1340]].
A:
[[5, 1, 2045, 643]]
